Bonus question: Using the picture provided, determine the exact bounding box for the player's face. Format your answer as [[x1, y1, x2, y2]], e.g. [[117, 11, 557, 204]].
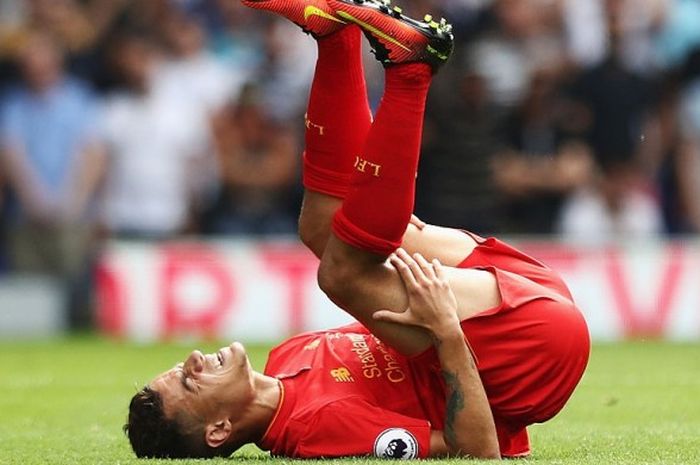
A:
[[150, 342, 255, 425]]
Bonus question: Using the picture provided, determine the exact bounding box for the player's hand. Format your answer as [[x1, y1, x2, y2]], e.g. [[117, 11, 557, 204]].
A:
[[409, 214, 426, 230], [373, 248, 460, 338]]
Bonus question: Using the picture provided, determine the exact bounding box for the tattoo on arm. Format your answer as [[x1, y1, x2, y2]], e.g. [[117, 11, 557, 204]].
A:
[[442, 370, 465, 449]]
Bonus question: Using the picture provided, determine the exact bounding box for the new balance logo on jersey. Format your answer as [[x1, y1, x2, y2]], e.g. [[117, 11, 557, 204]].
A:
[[330, 367, 354, 382]]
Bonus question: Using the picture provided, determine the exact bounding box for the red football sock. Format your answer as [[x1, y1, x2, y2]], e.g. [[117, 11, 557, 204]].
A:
[[332, 63, 432, 256], [303, 26, 372, 199]]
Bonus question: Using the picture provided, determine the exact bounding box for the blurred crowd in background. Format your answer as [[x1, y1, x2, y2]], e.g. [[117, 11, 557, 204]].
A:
[[1, 0, 700, 326]]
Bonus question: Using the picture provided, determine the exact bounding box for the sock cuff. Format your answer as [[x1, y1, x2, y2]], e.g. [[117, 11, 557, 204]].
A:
[[332, 208, 400, 256], [385, 63, 432, 88], [318, 25, 361, 50], [316, 27, 366, 88], [302, 151, 350, 199]]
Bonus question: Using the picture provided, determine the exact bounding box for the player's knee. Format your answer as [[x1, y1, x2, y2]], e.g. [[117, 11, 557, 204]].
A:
[[298, 192, 338, 258], [317, 253, 358, 304], [298, 214, 326, 258], [317, 256, 340, 299]]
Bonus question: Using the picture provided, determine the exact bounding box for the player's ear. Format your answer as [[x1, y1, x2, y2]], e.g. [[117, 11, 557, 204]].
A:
[[205, 419, 232, 448]]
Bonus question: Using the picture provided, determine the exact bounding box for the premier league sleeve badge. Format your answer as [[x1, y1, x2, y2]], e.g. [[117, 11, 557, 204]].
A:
[[373, 428, 419, 459]]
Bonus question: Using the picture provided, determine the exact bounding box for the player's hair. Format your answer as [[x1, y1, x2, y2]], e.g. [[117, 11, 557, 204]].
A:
[[124, 386, 229, 459]]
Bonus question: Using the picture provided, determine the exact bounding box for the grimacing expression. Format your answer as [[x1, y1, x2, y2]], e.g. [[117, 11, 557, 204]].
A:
[[150, 342, 254, 429]]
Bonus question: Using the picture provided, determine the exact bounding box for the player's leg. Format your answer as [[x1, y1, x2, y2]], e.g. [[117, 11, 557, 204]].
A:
[[294, 14, 477, 265], [317, 1, 500, 355], [242, 0, 479, 264], [242, 0, 498, 356], [242, 0, 372, 258], [324, 0, 454, 260], [297, 22, 372, 257], [319, 36, 435, 352]]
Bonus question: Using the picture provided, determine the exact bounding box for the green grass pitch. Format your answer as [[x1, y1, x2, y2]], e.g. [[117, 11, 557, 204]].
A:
[[1, 338, 699, 465]]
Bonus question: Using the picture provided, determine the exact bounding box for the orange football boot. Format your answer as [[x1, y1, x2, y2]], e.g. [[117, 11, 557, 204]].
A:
[[327, 0, 454, 71], [241, 0, 347, 37]]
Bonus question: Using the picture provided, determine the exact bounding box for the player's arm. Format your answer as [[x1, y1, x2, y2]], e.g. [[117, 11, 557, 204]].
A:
[[373, 251, 500, 459]]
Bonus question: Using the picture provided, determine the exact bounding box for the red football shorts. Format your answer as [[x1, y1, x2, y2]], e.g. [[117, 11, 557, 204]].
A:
[[411, 231, 590, 457]]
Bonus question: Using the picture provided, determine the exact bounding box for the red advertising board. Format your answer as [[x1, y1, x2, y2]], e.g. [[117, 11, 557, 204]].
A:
[[96, 239, 700, 342]]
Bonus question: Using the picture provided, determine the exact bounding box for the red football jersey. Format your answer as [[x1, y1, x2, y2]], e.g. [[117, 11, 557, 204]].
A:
[[258, 232, 589, 459], [259, 325, 435, 459]]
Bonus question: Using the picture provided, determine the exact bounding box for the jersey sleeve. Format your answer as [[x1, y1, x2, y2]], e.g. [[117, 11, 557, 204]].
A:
[[294, 396, 432, 459]]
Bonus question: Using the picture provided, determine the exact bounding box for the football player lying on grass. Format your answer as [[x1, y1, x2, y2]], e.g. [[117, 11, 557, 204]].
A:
[[125, 0, 589, 459]]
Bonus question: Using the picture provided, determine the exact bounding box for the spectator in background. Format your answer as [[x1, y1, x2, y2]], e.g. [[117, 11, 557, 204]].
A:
[[0, 0, 25, 87], [469, 0, 568, 108], [493, 69, 593, 234], [557, 163, 665, 240], [642, 81, 700, 233], [99, 30, 215, 239], [159, 8, 243, 116], [670, 49, 700, 232], [255, 20, 316, 122], [205, 84, 298, 235], [562, 0, 667, 73], [25, 0, 99, 77], [415, 0, 568, 235], [0, 0, 105, 81], [204, 0, 266, 77], [416, 67, 506, 234], [1, 0, 695, 250], [0, 30, 104, 326], [559, 3, 664, 240], [574, 0, 655, 168]]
